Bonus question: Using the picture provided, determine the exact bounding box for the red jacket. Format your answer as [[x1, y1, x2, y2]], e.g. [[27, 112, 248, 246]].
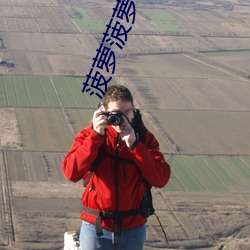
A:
[[62, 124, 171, 231]]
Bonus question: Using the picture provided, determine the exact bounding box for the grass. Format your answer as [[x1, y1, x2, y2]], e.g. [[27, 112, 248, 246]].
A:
[[154, 20, 183, 33], [64, 77, 89, 107], [221, 156, 250, 186], [139, 9, 173, 21], [70, 7, 108, 32], [202, 49, 250, 56], [166, 155, 250, 193], [0, 75, 110, 108], [167, 156, 206, 192], [51, 76, 77, 107], [139, 8, 183, 33], [3, 75, 18, 106], [183, 156, 227, 192], [71, 7, 90, 19], [25, 76, 48, 107], [0, 76, 8, 105], [74, 19, 109, 33], [38, 76, 61, 107], [12, 76, 31, 106], [201, 156, 241, 186]]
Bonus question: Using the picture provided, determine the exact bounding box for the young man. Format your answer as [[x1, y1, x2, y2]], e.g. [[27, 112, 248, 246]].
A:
[[62, 85, 171, 250]]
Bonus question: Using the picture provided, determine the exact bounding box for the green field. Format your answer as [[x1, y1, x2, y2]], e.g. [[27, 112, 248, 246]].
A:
[[71, 7, 89, 19], [75, 19, 109, 32], [70, 7, 109, 32], [202, 49, 250, 56], [139, 9, 184, 34], [0, 75, 115, 108], [165, 155, 250, 192], [0, 10, 5, 17]]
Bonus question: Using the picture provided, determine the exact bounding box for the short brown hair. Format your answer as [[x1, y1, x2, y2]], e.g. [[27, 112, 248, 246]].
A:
[[102, 85, 133, 108]]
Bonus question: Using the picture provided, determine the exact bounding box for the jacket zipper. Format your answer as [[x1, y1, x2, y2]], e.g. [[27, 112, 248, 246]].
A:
[[122, 159, 127, 183], [114, 145, 119, 211], [114, 138, 121, 235]]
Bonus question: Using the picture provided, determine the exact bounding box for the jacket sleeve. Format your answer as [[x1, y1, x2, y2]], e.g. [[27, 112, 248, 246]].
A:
[[130, 129, 171, 188], [62, 126, 105, 182]]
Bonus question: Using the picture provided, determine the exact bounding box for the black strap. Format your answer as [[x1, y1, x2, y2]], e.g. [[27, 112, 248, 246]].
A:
[[95, 217, 103, 237], [82, 205, 142, 236], [82, 205, 142, 219], [144, 180, 155, 216], [83, 139, 106, 187]]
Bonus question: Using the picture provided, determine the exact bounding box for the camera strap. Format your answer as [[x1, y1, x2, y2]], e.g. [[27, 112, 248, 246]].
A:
[[83, 138, 106, 187]]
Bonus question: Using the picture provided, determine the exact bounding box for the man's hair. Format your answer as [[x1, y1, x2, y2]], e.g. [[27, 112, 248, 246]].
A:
[[102, 85, 134, 108]]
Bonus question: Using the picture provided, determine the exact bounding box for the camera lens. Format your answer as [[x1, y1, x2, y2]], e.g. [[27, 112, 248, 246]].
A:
[[107, 112, 124, 125], [108, 114, 121, 125]]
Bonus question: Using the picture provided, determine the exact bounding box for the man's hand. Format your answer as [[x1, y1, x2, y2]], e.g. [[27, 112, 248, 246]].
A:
[[92, 108, 108, 136], [119, 116, 137, 149]]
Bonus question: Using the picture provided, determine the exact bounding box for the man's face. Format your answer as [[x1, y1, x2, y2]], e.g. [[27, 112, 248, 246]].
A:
[[106, 101, 134, 133]]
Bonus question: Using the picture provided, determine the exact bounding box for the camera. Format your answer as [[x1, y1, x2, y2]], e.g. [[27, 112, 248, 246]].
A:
[[102, 111, 124, 125]]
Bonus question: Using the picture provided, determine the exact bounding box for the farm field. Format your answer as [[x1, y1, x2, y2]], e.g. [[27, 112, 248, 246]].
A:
[[166, 7, 250, 36], [138, 9, 184, 34], [118, 53, 250, 112], [2, 1, 250, 76], [0, 75, 103, 108], [148, 109, 250, 155], [203, 50, 250, 73], [0, 108, 21, 149], [2, 151, 250, 249], [1, 0, 250, 250], [166, 155, 250, 192], [16, 108, 73, 151]]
